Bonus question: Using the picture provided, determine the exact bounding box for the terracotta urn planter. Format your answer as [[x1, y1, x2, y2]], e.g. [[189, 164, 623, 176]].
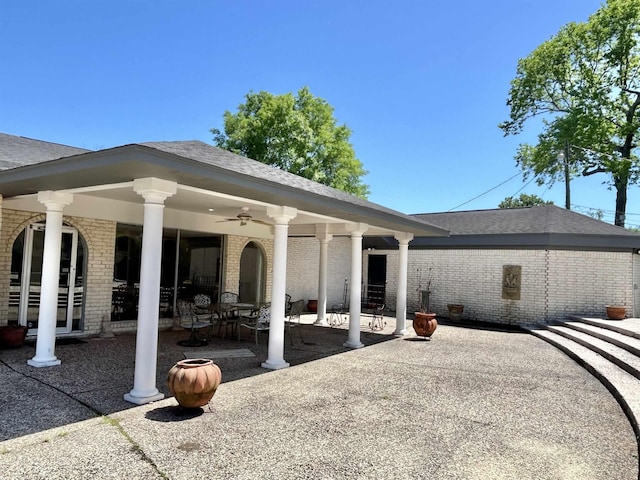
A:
[[605, 305, 626, 320], [0, 325, 27, 348], [413, 312, 438, 339], [307, 299, 318, 313], [447, 304, 464, 321], [167, 358, 222, 408]]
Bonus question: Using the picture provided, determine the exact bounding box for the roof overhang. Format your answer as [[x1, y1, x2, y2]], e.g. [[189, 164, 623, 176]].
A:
[[0, 144, 449, 238]]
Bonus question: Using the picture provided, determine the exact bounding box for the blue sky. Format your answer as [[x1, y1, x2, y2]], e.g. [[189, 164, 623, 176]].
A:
[[4, 0, 636, 226]]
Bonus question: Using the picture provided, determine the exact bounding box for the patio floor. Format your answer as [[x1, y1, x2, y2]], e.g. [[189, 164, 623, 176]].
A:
[[1, 312, 399, 434], [0, 313, 637, 479]]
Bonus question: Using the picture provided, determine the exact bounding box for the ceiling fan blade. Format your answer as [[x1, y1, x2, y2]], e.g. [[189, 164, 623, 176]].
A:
[[212, 208, 269, 227]]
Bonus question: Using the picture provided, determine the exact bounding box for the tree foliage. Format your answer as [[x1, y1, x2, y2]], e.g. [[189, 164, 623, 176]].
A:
[[211, 87, 369, 198], [498, 193, 554, 209], [500, 0, 640, 226]]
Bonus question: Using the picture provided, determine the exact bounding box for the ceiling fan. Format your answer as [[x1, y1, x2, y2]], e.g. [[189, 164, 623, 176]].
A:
[[217, 207, 269, 226]]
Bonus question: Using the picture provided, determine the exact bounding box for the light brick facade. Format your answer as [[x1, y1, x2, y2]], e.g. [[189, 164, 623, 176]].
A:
[[285, 236, 351, 306], [288, 239, 639, 325]]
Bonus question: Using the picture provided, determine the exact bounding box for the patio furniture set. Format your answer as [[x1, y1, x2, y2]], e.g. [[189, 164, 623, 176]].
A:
[[176, 292, 307, 347]]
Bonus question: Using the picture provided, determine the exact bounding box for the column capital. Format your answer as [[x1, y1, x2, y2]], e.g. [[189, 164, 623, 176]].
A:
[[267, 206, 297, 224], [37, 191, 73, 211], [315, 224, 333, 242], [394, 232, 414, 245], [346, 222, 368, 236], [133, 178, 177, 204]]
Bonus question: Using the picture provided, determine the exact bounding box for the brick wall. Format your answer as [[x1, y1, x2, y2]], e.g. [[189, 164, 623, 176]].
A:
[[286, 237, 351, 306], [407, 248, 634, 324], [547, 250, 633, 319], [288, 239, 637, 325], [407, 249, 547, 324]]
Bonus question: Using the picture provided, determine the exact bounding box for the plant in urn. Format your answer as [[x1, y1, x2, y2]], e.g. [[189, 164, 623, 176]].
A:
[[414, 268, 437, 339]]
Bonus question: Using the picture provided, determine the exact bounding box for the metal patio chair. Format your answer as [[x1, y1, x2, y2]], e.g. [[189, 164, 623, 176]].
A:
[[239, 302, 271, 345], [285, 299, 305, 344], [176, 299, 211, 347]]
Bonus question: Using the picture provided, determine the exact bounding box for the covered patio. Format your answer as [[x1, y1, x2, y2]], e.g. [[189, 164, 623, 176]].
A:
[[1, 312, 399, 436], [0, 137, 447, 405]]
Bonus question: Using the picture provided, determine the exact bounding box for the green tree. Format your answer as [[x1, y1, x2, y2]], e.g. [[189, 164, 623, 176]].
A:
[[588, 208, 605, 221], [211, 87, 369, 198], [498, 193, 554, 209], [500, 0, 640, 227]]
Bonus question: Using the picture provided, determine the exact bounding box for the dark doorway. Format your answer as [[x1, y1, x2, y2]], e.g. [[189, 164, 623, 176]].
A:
[[366, 255, 386, 306]]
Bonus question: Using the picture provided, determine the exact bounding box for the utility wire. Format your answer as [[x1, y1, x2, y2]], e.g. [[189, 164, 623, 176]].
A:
[[539, 184, 550, 198], [571, 204, 640, 228], [448, 171, 522, 212], [572, 203, 640, 217], [509, 176, 536, 197]]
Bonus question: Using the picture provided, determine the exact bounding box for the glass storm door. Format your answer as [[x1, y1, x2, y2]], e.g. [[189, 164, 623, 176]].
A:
[[19, 224, 79, 334]]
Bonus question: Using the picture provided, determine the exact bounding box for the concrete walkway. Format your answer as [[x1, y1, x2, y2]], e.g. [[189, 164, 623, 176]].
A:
[[0, 317, 637, 479]]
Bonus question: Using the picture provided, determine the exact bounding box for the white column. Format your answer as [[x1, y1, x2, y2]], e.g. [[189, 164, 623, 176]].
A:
[[344, 223, 368, 349], [394, 232, 413, 336], [263, 206, 297, 370], [314, 225, 332, 326], [124, 178, 176, 405], [28, 191, 73, 368]]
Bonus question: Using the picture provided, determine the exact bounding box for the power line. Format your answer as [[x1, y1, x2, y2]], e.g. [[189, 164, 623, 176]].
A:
[[572, 203, 640, 217], [448, 171, 522, 211], [539, 184, 550, 199], [570, 204, 640, 228], [509, 176, 536, 197]]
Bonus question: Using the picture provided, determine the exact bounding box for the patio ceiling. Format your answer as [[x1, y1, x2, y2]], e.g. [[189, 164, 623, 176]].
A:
[[0, 141, 449, 238]]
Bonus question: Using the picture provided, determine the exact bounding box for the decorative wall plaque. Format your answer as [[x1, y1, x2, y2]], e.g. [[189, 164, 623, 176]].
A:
[[502, 265, 521, 300]]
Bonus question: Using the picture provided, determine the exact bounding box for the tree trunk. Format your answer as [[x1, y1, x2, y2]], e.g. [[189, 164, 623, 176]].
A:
[[614, 174, 628, 227]]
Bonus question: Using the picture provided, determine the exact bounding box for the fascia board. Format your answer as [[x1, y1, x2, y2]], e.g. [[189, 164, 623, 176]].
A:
[[407, 232, 640, 250]]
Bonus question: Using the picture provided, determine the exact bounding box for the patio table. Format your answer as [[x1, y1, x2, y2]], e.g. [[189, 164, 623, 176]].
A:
[[215, 302, 255, 338], [231, 302, 255, 311]]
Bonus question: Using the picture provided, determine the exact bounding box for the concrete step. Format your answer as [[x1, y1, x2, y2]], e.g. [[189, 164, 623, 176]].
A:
[[567, 315, 640, 340], [547, 325, 640, 380], [559, 320, 640, 356], [525, 326, 640, 443]]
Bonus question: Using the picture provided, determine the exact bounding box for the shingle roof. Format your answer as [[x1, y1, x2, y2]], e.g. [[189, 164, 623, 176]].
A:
[[394, 205, 640, 250], [412, 205, 638, 236], [0, 135, 447, 236], [0, 133, 90, 170], [141, 140, 404, 217], [138, 141, 447, 234], [363, 205, 640, 250]]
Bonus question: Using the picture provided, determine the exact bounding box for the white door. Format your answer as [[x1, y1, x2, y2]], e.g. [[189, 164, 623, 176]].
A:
[[19, 224, 81, 334]]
